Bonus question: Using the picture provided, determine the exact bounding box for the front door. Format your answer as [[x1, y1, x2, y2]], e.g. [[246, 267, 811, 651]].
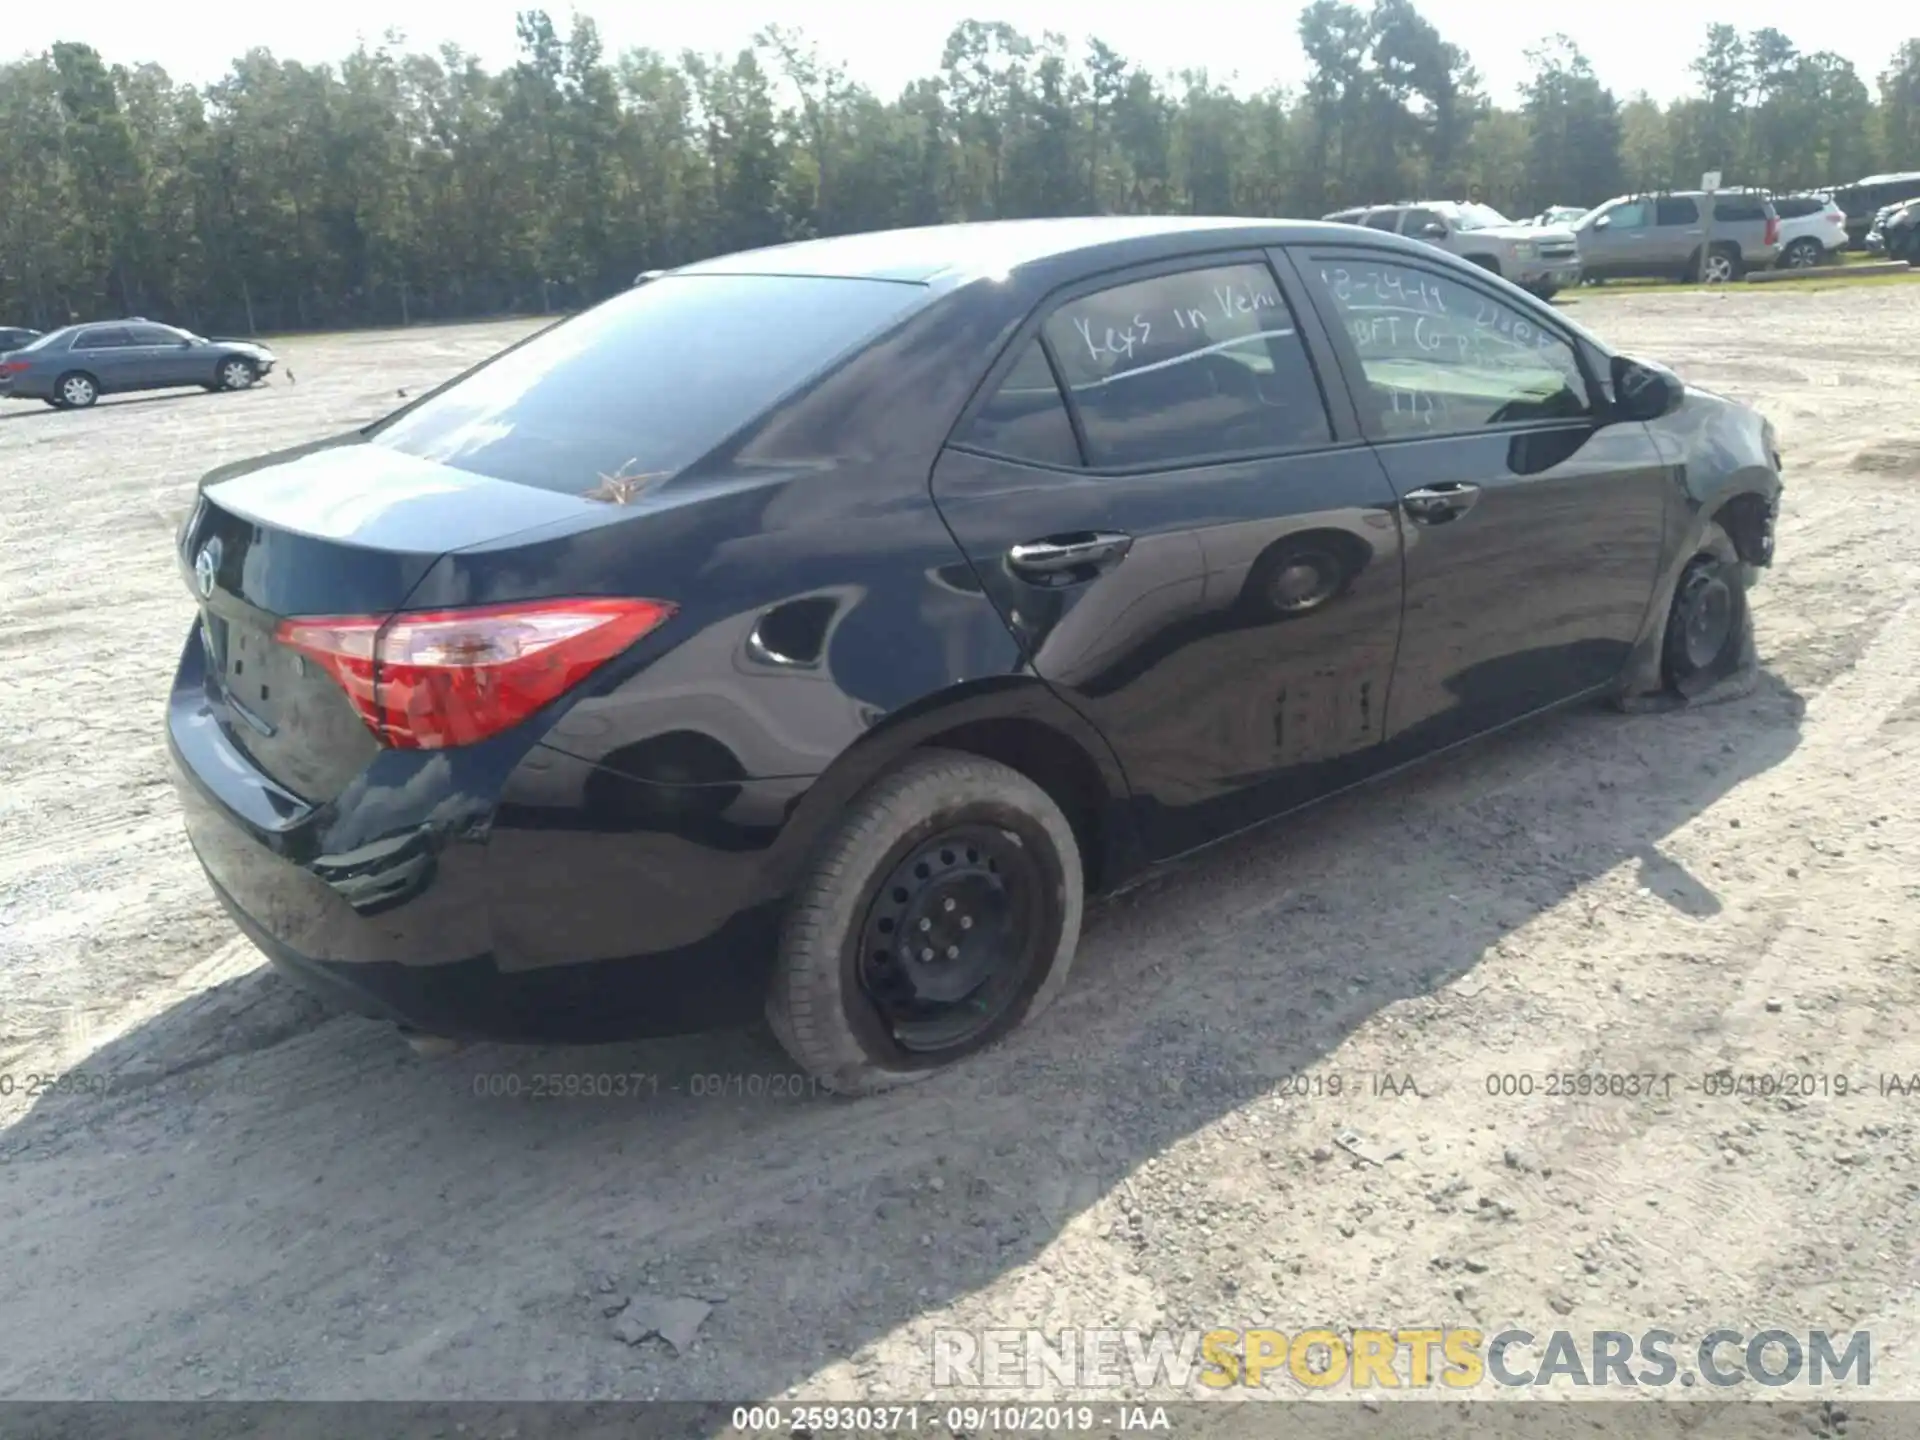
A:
[[1289, 246, 1669, 755], [930, 253, 1407, 861], [1578, 198, 1652, 279], [127, 324, 203, 387]]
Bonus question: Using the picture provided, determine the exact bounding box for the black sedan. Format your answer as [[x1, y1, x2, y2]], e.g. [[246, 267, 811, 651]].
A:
[[1, 320, 275, 408], [167, 217, 1784, 1093]]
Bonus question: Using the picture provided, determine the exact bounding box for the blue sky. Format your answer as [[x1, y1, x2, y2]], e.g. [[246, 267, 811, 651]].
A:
[[8, 0, 1915, 107]]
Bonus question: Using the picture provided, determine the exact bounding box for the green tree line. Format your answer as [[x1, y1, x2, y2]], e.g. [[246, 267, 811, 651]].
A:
[[2, 10, 1917, 333]]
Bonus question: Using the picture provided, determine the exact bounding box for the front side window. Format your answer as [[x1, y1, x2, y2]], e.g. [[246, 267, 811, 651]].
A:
[[128, 324, 186, 345], [1306, 256, 1590, 437], [1601, 200, 1650, 229], [75, 328, 133, 350], [954, 339, 1081, 468], [1655, 196, 1700, 226], [1363, 210, 1403, 232], [1040, 262, 1332, 469], [369, 273, 928, 493], [1404, 209, 1447, 236]]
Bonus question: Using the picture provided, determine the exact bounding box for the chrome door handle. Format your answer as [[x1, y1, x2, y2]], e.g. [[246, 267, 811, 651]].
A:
[[1006, 531, 1134, 578], [1401, 483, 1482, 524]]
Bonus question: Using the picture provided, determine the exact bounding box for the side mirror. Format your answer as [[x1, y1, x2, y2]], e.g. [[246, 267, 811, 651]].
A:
[[1421, 223, 1447, 238], [1591, 214, 1611, 230], [1611, 354, 1683, 421]]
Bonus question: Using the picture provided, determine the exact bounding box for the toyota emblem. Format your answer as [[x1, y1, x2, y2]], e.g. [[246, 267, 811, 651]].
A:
[[194, 539, 222, 600]]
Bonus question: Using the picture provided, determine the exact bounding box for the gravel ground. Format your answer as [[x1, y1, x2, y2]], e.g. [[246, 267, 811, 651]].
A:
[[2, 289, 1919, 1414]]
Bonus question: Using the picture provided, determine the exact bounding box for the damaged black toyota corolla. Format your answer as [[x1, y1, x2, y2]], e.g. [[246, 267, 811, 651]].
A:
[[167, 217, 1783, 1093]]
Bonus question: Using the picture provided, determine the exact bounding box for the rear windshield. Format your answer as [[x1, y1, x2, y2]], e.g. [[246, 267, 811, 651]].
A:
[[368, 273, 927, 493]]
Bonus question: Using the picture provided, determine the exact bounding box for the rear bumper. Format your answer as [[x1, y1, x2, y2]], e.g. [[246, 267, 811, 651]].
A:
[[167, 633, 802, 1043]]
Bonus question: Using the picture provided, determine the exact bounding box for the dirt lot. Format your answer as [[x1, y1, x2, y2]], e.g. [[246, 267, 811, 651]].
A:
[[2, 289, 1919, 1413]]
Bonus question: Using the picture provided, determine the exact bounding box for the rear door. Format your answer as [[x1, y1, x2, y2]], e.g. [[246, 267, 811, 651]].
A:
[[930, 252, 1407, 860], [1651, 195, 1704, 272], [69, 326, 137, 389], [1290, 245, 1668, 754]]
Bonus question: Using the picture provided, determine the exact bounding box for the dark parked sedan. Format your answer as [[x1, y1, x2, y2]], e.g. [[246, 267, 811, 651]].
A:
[[167, 217, 1784, 1093], [1, 320, 275, 408], [0, 325, 41, 353]]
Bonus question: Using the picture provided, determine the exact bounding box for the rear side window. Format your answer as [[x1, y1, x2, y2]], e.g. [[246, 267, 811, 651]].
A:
[[956, 340, 1081, 468], [1655, 197, 1700, 225], [369, 274, 927, 493], [1041, 262, 1332, 470], [1714, 198, 1768, 223], [75, 328, 134, 349]]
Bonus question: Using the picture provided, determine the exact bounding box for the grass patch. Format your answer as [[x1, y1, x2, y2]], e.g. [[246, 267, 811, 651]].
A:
[[1567, 265, 1920, 300]]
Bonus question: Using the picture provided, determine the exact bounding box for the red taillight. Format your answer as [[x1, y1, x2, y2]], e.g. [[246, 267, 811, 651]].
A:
[[1765, 216, 1780, 245], [0, 360, 29, 374], [275, 597, 675, 750]]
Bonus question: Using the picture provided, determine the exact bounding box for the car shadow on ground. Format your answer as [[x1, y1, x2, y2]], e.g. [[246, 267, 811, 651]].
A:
[[0, 390, 227, 422], [0, 672, 1806, 1402]]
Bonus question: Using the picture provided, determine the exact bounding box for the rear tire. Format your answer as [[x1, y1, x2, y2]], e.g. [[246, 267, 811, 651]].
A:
[[766, 749, 1084, 1095], [1661, 521, 1752, 700], [1695, 243, 1741, 284], [54, 372, 97, 409], [1779, 237, 1823, 269]]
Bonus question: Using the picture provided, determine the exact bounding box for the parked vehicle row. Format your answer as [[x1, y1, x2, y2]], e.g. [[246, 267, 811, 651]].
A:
[[1866, 199, 1920, 261], [1331, 182, 1915, 287], [166, 215, 1784, 1091], [1829, 171, 1920, 249], [1319, 200, 1582, 298], [0, 319, 277, 408]]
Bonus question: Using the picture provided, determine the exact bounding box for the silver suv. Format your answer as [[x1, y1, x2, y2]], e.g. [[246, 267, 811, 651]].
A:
[[1320, 200, 1582, 298], [1575, 191, 1780, 283]]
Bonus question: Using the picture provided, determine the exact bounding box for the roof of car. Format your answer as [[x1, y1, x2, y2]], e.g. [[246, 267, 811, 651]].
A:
[[669, 216, 1378, 286]]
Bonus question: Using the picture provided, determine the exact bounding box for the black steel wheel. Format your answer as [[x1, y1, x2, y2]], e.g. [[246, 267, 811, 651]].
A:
[[1660, 521, 1751, 699], [857, 823, 1043, 1053], [767, 749, 1084, 1094]]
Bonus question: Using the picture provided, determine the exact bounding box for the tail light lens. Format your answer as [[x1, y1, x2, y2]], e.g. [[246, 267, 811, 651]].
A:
[[0, 360, 29, 374], [1765, 215, 1780, 245], [276, 597, 675, 750]]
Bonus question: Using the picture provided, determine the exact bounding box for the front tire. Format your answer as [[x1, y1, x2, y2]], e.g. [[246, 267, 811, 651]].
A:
[[217, 356, 257, 391], [766, 749, 1084, 1095], [54, 372, 97, 408], [1661, 521, 1752, 699]]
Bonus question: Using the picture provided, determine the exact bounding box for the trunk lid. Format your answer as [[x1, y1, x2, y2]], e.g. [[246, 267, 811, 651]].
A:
[[178, 439, 632, 801]]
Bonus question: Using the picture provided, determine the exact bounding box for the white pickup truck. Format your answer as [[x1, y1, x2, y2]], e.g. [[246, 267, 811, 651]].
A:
[[1322, 200, 1584, 299]]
